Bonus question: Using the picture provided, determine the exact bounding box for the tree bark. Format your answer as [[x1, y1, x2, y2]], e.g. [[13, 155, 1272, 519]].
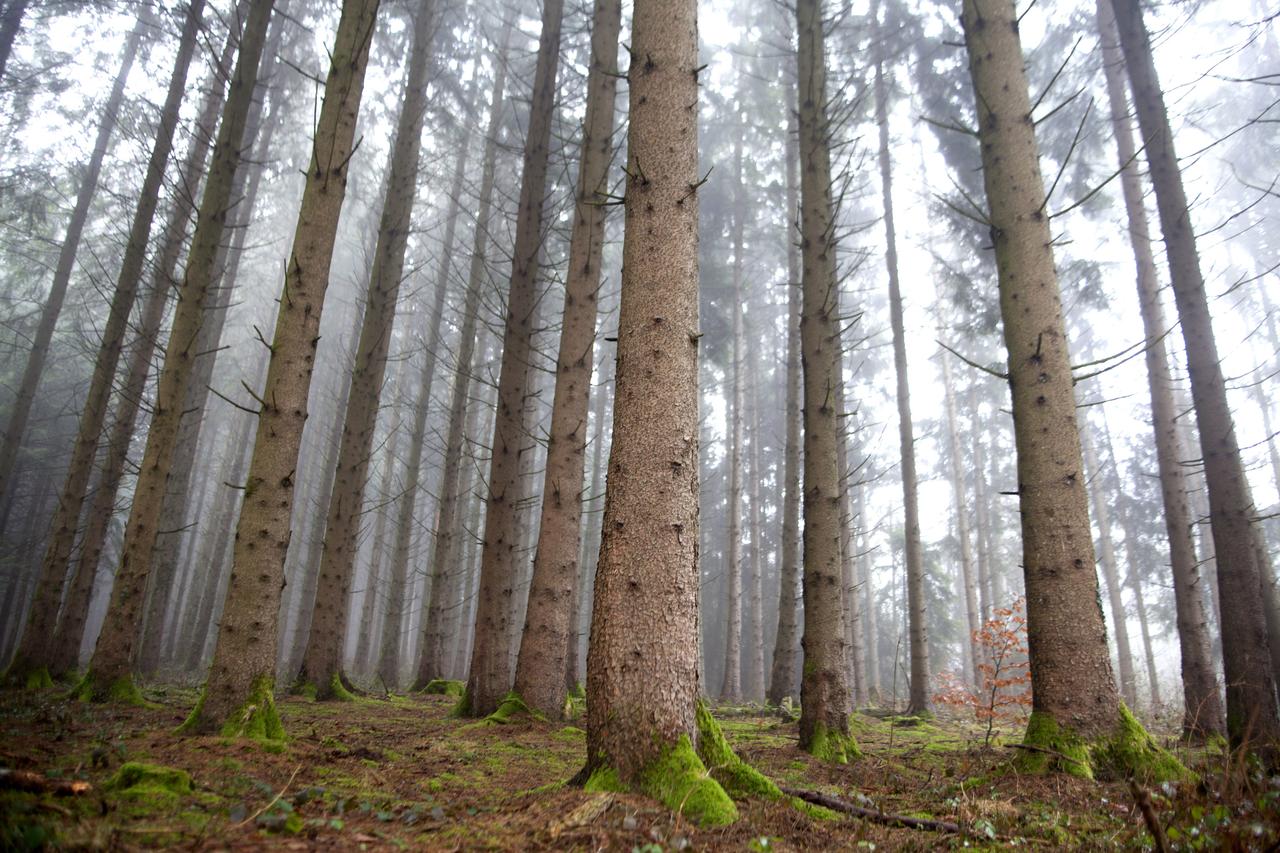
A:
[[1094, 0, 1223, 737], [78, 0, 278, 701], [961, 0, 1134, 769], [355, 416, 398, 678], [512, 0, 620, 718], [795, 0, 856, 763], [465, 0, 566, 718], [299, 0, 436, 700], [834, 348, 865, 708], [745, 343, 768, 702], [0, 0, 29, 82], [941, 355, 981, 690], [1111, 0, 1280, 750], [184, 0, 379, 734]]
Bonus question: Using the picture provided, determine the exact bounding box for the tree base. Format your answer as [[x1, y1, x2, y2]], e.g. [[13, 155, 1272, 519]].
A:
[[420, 678, 466, 697], [480, 692, 545, 725], [801, 720, 860, 764], [1015, 705, 1191, 783], [178, 675, 285, 742], [584, 735, 738, 827], [2, 658, 55, 691], [70, 670, 152, 707]]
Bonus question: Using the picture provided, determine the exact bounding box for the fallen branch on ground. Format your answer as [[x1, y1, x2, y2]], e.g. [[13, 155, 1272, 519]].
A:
[[0, 768, 91, 796], [780, 786, 962, 833]]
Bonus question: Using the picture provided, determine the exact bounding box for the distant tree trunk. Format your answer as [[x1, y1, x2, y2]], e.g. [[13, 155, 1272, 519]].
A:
[[412, 25, 510, 690], [76, 0, 277, 702], [0, 0, 29, 81], [795, 0, 857, 763], [834, 350, 865, 708], [1117, 502, 1162, 710], [139, 5, 290, 676], [0, 14, 148, 513], [744, 346, 768, 702], [355, 421, 399, 677], [465, 0, 566, 718], [570, 356, 612, 687], [970, 394, 996, 617], [1111, 0, 1280, 750], [961, 0, 1167, 778], [1081, 427, 1138, 708], [12, 0, 206, 683], [941, 355, 980, 689], [182, 0, 379, 735], [300, 0, 436, 700], [765, 95, 802, 705], [582, 0, 731, 812], [1095, 0, 1223, 737], [512, 0, 620, 718], [858, 481, 880, 701]]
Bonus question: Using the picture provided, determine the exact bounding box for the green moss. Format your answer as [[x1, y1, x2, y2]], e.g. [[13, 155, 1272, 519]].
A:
[[292, 681, 318, 701], [480, 691, 546, 725], [788, 797, 843, 821], [329, 673, 357, 703], [568, 683, 585, 700], [1015, 711, 1093, 778], [449, 689, 471, 718], [695, 700, 782, 799], [583, 766, 626, 793], [422, 679, 466, 697], [23, 667, 54, 690], [803, 721, 860, 764], [1016, 706, 1190, 783], [179, 675, 286, 742], [582, 736, 737, 827], [106, 762, 192, 808], [70, 670, 153, 707]]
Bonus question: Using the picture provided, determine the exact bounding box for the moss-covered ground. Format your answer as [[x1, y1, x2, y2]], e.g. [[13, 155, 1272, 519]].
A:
[[1, 688, 1276, 850]]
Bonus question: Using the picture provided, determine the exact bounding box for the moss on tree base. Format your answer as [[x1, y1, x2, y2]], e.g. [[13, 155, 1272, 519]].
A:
[[23, 667, 54, 691], [178, 675, 286, 743], [421, 678, 465, 698], [584, 734, 738, 827], [695, 700, 782, 799], [328, 673, 358, 703], [481, 692, 545, 725], [70, 670, 152, 707], [1015, 705, 1191, 783], [802, 720, 860, 764]]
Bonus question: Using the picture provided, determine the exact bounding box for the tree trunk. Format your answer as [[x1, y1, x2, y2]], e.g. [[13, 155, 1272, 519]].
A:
[[971, 390, 996, 617], [0, 0, 29, 82], [1111, 0, 1280, 750], [412, 25, 511, 690], [1094, 0, 1223, 737], [183, 0, 379, 735], [582, 0, 732, 821], [465, 0, 566, 718], [78, 0, 278, 702], [1082, 427, 1138, 708], [512, 0, 620, 718], [0, 12, 147, 508], [1117, 501, 1163, 711], [745, 344, 768, 702], [300, 0, 436, 700], [858, 480, 880, 702], [961, 0, 1172, 778], [834, 349, 865, 709], [765, 92, 802, 705], [795, 0, 856, 763], [12, 0, 206, 682], [941, 355, 981, 690], [356, 418, 399, 678], [570, 355, 612, 688]]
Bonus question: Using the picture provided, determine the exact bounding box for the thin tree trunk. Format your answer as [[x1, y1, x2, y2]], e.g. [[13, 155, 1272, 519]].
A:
[[745, 344, 768, 702], [971, 393, 996, 617], [300, 0, 436, 700], [1110, 0, 1280, 750], [355, 421, 398, 678], [0, 14, 148, 507], [465, 0, 566, 718], [858, 480, 880, 702], [1117, 502, 1163, 711], [512, 0, 620, 718], [570, 356, 612, 688], [78, 0, 278, 701], [795, 0, 857, 763], [412, 24, 511, 689], [834, 350, 865, 709], [184, 0, 379, 735], [941, 355, 980, 689], [0, 0, 29, 82]]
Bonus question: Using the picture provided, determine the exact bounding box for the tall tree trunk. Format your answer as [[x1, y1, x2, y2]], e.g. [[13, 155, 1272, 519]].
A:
[[1094, 0, 1223, 737], [872, 41, 930, 717], [941, 355, 981, 689], [412, 24, 511, 690], [77, 0, 278, 702], [971, 391, 996, 617], [182, 0, 379, 735], [1110, 0, 1280, 750], [745, 345, 768, 702], [961, 0, 1179, 779], [834, 346, 865, 708], [300, 0, 436, 700], [0, 13, 148, 508], [1117, 500, 1163, 710], [582, 0, 733, 821], [858, 480, 880, 701], [11, 0, 206, 683], [570, 355, 612, 688], [766, 95, 802, 704], [465, 0, 566, 718], [795, 0, 857, 764], [512, 0, 620, 718], [355, 419, 398, 678], [1081, 427, 1138, 708], [0, 0, 29, 82]]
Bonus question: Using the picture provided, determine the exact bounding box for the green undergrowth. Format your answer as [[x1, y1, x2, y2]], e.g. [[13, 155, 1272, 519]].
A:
[[421, 678, 465, 697], [1015, 705, 1191, 783]]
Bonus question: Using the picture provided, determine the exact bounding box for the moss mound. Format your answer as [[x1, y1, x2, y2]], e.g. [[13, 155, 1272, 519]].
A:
[[328, 673, 357, 703], [695, 700, 782, 799], [1015, 705, 1191, 783], [585, 735, 738, 827], [421, 678, 465, 698], [481, 692, 546, 725], [106, 762, 192, 807]]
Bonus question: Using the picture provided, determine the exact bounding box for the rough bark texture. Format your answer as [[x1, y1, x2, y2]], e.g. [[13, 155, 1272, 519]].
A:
[[181, 0, 378, 734], [583, 0, 717, 804], [961, 0, 1128, 764], [464, 0, 566, 717], [1111, 0, 1280, 750], [834, 352, 865, 708], [1095, 0, 1223, 737], [77, 0, 277, 701], [0, 13, 147, 509], [412, 30, 510, 689], [14, 0, 205, 681], [941, 355, 981, 689], [300, 0, 434, 700], [795, 0, 856, 763], [0, 0, 29, 81], [512, 0, 620, 718], [765, 101, 802, 704]]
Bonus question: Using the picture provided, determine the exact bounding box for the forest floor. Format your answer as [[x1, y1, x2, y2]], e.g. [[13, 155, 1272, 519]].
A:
[[0, 684, 1277, 851]]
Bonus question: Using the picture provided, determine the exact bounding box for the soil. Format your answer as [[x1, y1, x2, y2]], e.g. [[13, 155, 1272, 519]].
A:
[[1, 686, 1276, 850]]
